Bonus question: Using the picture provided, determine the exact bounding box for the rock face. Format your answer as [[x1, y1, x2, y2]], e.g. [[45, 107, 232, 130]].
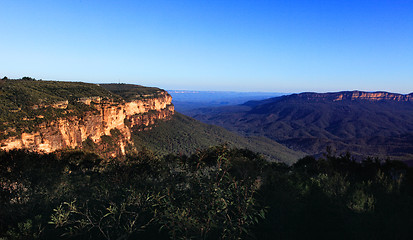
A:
[[0, 91, 174, 156]]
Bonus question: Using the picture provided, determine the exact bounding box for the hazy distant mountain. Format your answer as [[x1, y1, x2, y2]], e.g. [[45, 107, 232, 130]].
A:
[[168, 90, 284, 114], [190, 91, 413, 162]]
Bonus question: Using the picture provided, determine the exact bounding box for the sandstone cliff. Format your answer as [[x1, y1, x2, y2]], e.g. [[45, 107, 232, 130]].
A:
[[0, 81, 174, 157]]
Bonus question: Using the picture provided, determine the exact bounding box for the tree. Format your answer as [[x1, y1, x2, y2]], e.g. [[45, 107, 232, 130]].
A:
[[0, 77, 5, 91]]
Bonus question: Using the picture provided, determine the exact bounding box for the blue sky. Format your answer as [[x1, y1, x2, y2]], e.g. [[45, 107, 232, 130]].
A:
[[1, 0, 412, 93]]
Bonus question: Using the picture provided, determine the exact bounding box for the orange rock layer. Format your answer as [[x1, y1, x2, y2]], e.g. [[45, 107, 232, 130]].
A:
[[0, 92, 174, 156]]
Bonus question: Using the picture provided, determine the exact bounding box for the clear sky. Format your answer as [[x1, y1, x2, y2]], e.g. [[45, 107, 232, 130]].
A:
[[1, 0, 412, 93]]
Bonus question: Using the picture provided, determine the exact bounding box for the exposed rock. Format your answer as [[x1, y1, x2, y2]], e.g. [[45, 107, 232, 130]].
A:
[[32, 100, 69, 110], [0, 91, 174, 157]]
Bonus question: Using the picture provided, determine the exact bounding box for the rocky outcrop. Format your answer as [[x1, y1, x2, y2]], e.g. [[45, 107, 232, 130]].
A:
[[0, 92, 174, 156], [32, 100, 69, 110]]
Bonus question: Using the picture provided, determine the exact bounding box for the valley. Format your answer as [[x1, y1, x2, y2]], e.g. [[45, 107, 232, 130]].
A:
[[188, 91, 413, 162], [169, 90, 284, 114]]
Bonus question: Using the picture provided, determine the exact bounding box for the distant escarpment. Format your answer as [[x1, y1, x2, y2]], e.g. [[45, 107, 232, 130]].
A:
[[279, 91, 413, 103], [0, 79, 174, 157], [190, 90, 413, 162]]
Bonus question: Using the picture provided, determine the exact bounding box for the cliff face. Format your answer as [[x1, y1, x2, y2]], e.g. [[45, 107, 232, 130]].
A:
[[0, 91, 174, 156], [290, 91, 413, 103]]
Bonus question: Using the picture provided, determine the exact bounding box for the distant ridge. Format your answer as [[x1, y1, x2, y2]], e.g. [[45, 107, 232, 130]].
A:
[[284, 91, 413, 102], [244, 91, 413, 107], [190, 90, 413, 162]]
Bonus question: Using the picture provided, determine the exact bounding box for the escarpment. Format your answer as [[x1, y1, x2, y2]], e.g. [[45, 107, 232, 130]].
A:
[[285, 91, 413, 103], [0, 80, 174, 157]]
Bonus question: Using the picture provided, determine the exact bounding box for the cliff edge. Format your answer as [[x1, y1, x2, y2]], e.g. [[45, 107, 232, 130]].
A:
[[0, 79, 174, 157]]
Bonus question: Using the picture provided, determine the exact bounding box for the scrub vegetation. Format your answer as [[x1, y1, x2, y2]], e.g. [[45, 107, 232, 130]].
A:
[[1, 147, 412, 239], [0, 78, 118, 136]]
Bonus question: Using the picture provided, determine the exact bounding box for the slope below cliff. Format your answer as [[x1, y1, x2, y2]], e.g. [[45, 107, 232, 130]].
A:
[[0, 79, 174, 157], [132, 112, 304, 164]]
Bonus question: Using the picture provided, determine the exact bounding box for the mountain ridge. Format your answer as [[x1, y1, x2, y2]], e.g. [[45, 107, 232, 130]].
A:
[[283, 91, 413, 102], [244, 90, 413, 107], [190, 90, 413, 161]]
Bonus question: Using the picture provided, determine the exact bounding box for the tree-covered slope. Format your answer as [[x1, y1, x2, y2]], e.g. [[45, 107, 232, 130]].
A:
[[100, 83, 167, 101], [0, 79, 121, 136], [132, 112, 304, 164], [0, 79, 118, 110]]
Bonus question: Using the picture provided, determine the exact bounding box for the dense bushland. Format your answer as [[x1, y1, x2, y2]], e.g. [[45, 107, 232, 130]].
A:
[[0, 79, 119, 136], [133, 112, 303, 164], [1, 147, 412, 239], [100, 84, 166, 101]]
